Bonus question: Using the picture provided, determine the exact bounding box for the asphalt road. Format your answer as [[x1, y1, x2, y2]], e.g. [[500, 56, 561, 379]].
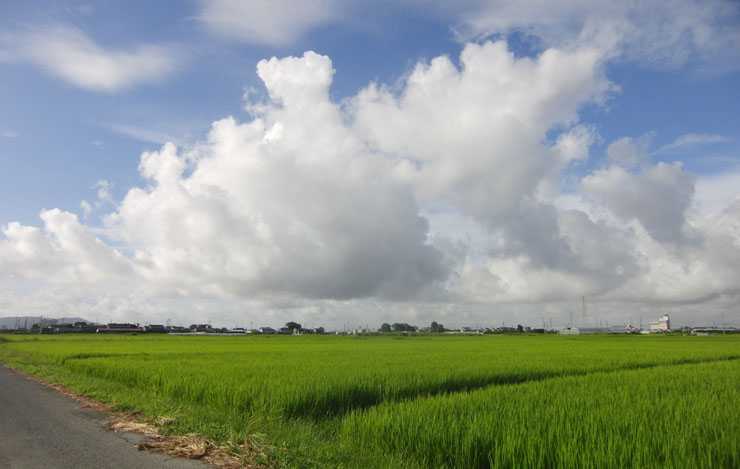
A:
[[0, 365, 206, 469]]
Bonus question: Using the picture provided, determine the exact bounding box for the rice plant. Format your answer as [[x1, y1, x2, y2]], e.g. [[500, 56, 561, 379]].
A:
[[1, 333, 738, 467]]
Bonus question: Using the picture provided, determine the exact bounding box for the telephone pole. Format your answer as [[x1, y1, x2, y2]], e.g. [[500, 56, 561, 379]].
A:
[[582, 296, 586, 320]]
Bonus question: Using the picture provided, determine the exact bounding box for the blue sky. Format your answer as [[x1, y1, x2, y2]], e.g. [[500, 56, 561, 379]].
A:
[[1, 1, 739, 327], [1, 2, 436, 222], [2, 1, 737, 226]]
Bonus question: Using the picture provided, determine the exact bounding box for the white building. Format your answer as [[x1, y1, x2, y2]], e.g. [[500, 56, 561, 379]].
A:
[[648, 314, 671, 333], [559, 327, 580, 335]]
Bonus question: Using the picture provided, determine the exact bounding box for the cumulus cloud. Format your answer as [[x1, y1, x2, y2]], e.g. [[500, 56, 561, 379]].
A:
[[553, 125, 598, 165], [606, 134, 653, 168], [603, 199, 740, 305], [349, 40, 639, 304], [352, 41, 611, 222], [197, 0, 339, 46], [7, 25, 179, 92], [583, 162, 695, 243], [693, 170, 740, 217], [2, 40, 740, 327], [0, 209, 132, 284], [101, 51, 447, 301]]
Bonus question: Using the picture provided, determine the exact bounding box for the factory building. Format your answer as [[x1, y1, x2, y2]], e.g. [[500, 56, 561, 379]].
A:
[[648, 314, 671, 333]]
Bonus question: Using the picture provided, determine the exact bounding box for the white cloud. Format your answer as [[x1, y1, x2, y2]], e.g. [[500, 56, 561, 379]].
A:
[[1, 130, 18, 139], [80, 200, 93, 220], [192, 0, 740, 69], [606, 133, 653, 168], [450, 0, 740, 69], [106, 123, 182, 145], [8, 25, 179, 92], [94, 180, 114, 207], [583, 162, 695, 243], [352, 41, 611, 222], [694, 169, 740, 217], [553, 125, 598, 165], [77, 181, 114, 221], [604, 202, 740, 305], [349, 41, 633, 303], [100, 51, 446, 301], [656, 133, 731, 153], [197, 0, 339, 46], [2, 42, 740, 327], [0, 209, 132, 284]]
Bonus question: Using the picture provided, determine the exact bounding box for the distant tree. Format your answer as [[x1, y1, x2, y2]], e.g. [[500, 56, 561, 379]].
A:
[[516, 324, 524, 333], [285, 322, 302, 333], [379, 323, 392, 333], [391, 323, 417, 332], [430, 321, 445, 333], [315, 327, 325, 334]]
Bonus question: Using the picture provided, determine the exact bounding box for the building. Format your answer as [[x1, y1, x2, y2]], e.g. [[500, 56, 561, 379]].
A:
[[189, 324, 213, 333], [559, 327, 580, 335], [648, 314, 671, 333], [97, 323, 144, 333]]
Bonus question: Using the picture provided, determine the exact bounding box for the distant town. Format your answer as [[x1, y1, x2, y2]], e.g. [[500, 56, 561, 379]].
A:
[[0, 313, 737, 336]]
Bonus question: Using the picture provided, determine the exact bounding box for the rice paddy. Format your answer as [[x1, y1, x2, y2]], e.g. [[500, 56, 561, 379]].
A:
[[1, 333, 738, 467]]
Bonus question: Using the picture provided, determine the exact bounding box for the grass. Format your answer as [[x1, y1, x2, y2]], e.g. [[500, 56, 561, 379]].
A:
[[342, 359, 740, 468], [1, 333, 738, 467]]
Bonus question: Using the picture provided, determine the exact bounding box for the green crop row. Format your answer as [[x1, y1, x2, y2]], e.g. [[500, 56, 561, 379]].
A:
[[341, 359, 740, 468], [1, 334, 738, 467]]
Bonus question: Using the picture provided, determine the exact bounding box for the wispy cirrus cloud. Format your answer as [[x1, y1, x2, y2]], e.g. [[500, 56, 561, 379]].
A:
[[5, 25, 180, 92], [106, 123, 182, 145], [196, 0, 340, 46], [451, 0, 740, 69], [656, 133, 731, 153]]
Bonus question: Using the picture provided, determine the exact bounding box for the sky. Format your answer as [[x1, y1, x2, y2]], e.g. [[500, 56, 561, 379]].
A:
[[1, 0, 740, 329]]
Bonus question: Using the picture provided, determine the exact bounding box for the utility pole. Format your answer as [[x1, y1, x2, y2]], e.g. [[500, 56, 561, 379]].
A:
[[582, 296, 587, 320]]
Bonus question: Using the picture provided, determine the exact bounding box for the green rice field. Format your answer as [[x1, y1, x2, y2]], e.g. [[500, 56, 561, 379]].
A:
[[0, 333, 738, 467]]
